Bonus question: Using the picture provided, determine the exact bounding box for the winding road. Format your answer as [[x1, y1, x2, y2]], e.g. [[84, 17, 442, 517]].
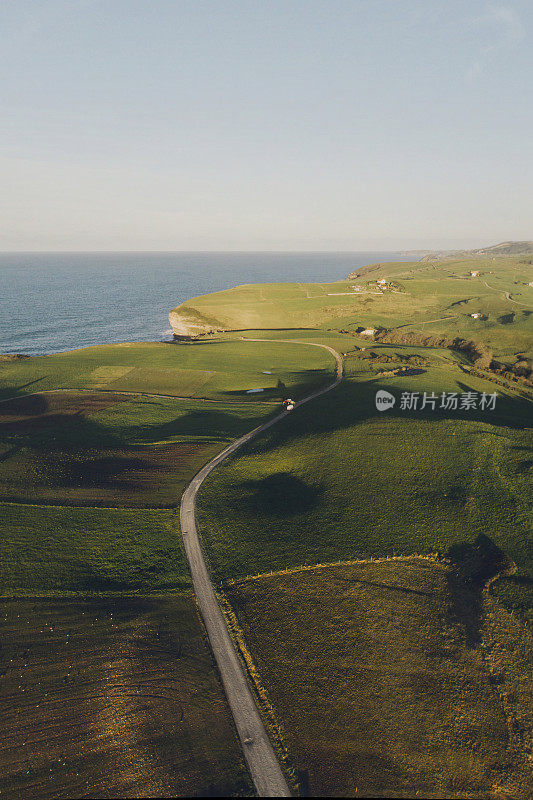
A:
[[179, 339, 343, 797]]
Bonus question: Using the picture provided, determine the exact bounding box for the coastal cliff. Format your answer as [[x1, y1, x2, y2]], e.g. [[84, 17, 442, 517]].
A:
[[169, 304, 222, 337], [169, 284, 273, 337]]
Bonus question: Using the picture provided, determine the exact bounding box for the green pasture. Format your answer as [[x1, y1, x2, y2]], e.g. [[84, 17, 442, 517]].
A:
[[197, 355, 533, 597], [0, 504, 187, 596], [0, 333, 341, 595], [0, 391, 281, 508], [0, 338, 334, 401], [170, 256, 533, 364]]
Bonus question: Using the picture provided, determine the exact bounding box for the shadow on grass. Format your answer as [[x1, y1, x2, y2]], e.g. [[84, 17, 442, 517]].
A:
[[239, 374, 532, 464], [235, 472, 324, 518], [69, 556, 187, 592], [56, 455, 152, 487], [446, 534, 512, 646], [220, 368, 332, 399], [0, 412, 125, 451], [0, 388, 48, 414], [133, 407, 277, 442]]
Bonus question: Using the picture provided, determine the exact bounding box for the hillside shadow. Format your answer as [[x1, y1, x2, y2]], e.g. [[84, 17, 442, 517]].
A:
[[0, 411, 124, 451], [235, 472, 324, 518], [0, 382, 48, 411], [220, 368, 332, 399], [236, 373, 532, 463], [56, 455, 151, 487], [69, 560, 173, 592], [134, 408, 277, 443]]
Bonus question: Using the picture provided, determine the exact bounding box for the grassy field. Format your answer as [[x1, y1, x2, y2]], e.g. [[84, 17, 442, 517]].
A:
[[169, 256, 533, 367], [0, 504, 188, 596], [0, 391, 276, 508], [225, 558, 533, 798], [0, 340, 301, 793], [0, 388, 283, 596], [0, 338, 334, 401], [197, 351, 532, 583], [0, 335, 341, 597], [0, 595, 252, 798], [1, 268, 531, 796]]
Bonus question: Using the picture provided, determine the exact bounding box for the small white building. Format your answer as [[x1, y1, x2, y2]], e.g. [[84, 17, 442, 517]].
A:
[[470, 270, 480, 277], [470, 312, 482, 319], [377, 278, 387, 285], [361, 328, 377, 336]]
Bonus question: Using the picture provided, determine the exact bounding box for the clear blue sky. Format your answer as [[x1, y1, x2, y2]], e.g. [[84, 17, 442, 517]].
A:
[[1, 0, 531, 251]]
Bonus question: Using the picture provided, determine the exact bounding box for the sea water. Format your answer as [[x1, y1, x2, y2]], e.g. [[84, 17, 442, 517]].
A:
[[0, 251, 415, 355]]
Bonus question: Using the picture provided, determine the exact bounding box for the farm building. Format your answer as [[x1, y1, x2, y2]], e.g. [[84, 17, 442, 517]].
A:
[[360, 328, 377, 336], [470, 270, 480, 277], [470, 313, 482, 319]]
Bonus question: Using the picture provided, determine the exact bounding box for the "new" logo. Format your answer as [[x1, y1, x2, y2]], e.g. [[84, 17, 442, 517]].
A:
[[375, 390, 395, 411]]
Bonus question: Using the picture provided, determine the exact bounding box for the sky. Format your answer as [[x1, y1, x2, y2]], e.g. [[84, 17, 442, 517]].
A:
[[0, 0, 531, 251]]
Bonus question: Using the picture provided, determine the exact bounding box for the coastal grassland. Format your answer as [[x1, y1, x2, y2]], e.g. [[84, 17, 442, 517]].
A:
[[0, 356, 291, 793], [0, 504, 188, 595], [0, 595, 252, 799], [0, 337, 334, 401], [196, 352, 533, 593], [0, 389, 283, 595], [224, 559, 533, 798], [0, 391, 275, 507], [0, 336, 339, 595], [221, 327, 365, 355], [169, 257, 533, 364]]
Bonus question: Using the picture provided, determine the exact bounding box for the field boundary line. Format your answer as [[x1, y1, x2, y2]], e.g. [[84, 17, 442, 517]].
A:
[[224, 553, 445, 586], [0, 387, 279, 405]]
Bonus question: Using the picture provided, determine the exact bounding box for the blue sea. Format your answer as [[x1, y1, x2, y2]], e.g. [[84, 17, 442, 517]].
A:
[[0, 252, 416, 356]]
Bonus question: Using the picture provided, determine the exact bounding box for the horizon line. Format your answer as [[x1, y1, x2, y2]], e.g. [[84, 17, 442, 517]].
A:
[[0, 247, 446, 255]]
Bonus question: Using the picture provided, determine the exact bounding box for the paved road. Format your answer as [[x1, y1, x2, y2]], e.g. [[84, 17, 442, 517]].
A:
[[179, 339, 343, 797]]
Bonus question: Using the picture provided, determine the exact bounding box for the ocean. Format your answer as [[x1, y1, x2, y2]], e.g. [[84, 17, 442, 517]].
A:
[[0, 251, 415, 356]]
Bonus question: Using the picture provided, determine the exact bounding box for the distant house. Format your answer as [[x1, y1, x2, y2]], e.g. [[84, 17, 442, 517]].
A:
[[360, 328, 377, 336], [470, 270, 480, 277], [377, 278, 387, 285], [470, 312, 482, 319]]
